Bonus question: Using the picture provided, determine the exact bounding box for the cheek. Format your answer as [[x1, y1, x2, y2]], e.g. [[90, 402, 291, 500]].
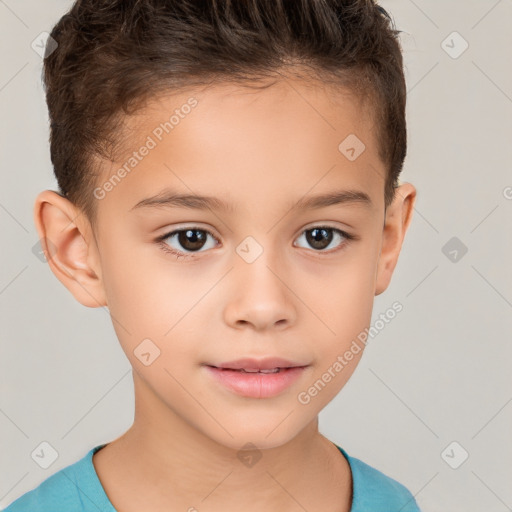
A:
[[97, 237, 172, 351], [301, 241, 378, 333], [301, 243, 379, 395], [98, 237, 211, 369], [297, 286, 373, 412], [315, 274, 373, 366]]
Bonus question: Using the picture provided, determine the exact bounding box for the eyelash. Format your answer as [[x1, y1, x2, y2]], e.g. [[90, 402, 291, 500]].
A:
[[156, 225, 356, 260]]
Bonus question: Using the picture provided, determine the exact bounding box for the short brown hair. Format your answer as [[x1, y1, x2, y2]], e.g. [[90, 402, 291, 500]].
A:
[[43, 0, 407, 225]]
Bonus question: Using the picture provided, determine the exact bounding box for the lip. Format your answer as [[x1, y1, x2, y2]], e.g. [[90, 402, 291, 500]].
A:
[[203, 357, 309, 398], [213, 357, 306, 371]]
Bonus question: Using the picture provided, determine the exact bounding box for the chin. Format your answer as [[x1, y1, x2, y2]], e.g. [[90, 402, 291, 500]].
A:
[[202, 416, 308, 453]]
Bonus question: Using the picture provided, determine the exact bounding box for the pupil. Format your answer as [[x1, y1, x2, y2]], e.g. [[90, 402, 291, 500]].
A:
[[306, 228, 332, 250], [179, 229, 206, 251]]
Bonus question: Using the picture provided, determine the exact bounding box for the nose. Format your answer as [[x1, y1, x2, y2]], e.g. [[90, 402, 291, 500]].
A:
[[223, 249, 298, 332]]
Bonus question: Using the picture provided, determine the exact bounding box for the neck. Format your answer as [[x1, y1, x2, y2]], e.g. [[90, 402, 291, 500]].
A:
[[93, 372, 352, 512]]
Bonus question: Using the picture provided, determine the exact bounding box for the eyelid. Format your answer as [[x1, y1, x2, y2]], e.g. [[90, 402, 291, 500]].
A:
[[155, 225, 221, 257], [300, 221, 354, 236], [156, 222, 220, 239]]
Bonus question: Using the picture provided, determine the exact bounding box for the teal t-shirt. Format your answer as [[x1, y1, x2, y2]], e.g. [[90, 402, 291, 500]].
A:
[[2, 444, 421, 511]]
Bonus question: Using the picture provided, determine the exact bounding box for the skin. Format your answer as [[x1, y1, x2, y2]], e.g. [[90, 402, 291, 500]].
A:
[[34, 76, 416, 512]]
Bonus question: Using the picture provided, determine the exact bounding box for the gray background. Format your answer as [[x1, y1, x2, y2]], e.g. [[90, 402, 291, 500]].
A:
[[1, 1, 511, 511]]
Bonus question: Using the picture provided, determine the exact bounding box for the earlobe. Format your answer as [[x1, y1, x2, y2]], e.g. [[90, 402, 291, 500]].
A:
[[374, 183, 416, 296], [33, 190, 107, 308]]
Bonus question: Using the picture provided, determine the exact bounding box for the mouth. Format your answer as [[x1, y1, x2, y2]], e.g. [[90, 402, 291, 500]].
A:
[[208, 356, 308, 372], [203, 361, 309, 398], [211, 367, 294, 373]]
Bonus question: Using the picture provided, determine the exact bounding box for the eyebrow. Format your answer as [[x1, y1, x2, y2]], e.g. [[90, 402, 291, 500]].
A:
[[129, 188, 373, 213]]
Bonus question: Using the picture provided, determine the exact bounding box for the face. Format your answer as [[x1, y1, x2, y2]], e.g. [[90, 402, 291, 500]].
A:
[[38, 77, 414, 451]]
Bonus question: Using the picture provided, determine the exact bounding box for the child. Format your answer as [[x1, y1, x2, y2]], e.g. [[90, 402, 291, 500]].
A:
[[3, 0, 420, 511]]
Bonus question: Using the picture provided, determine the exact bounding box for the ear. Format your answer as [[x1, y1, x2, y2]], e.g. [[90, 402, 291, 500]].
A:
[[33, 190, 107, 308], [374, 182, 416, 296]]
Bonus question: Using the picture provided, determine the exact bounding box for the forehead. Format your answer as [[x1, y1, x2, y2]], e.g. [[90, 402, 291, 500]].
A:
[[115, 76, 377, 157], [96, 77, 384, 218]]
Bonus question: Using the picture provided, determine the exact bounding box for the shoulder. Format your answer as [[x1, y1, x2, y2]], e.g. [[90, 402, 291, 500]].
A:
[[2, 468, 81, 512], [1, 445, 112, 512], [337, 446, 421, 512]]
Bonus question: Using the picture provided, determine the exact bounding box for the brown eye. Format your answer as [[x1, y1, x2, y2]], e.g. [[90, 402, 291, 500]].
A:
[[294, 226, 353, 253], [305, 227, 334, 250], [176, 229, 208, 251], [159, 227, 219, 257]]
